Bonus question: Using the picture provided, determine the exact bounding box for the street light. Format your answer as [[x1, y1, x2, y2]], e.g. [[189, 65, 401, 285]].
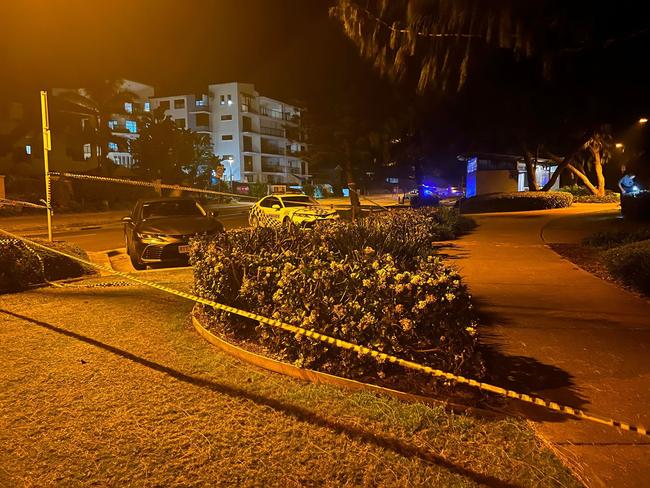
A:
[[615, 142, 624, 149], [639, 117, 648, 124], [225, 157, 234, 190]]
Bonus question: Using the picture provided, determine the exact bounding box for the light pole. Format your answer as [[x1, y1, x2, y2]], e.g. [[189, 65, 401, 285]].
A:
[[40, 90, 53, 242], [227, 157, 234, 191]]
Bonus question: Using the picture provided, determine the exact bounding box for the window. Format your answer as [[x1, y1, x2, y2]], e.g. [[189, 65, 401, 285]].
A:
[[220, 114, 232, 121], [83, 143, 92, 160], [174, 99, 185, 109], [221, 134, 233, 141], [227, 94, 233, 106], [108, 119, 117, 130], [219, 95, 225, 105], [142, 200, 204, 219], [196, 113, 209, 126], [175, 118, 186, 129], [125, 120, 137, 133], [223, 154, 234, 161], [196, 99, 206, 107], [159, 100, 170, 110], [260, 196, 281, 208], [144, 102, 150, 112], [25, 144, 32, 155], [124, 102, 133, 113], [244, 155, 253, 171], [108, 142, 118, 151]]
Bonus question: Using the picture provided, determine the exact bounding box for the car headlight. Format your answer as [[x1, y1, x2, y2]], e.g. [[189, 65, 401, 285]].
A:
[[137, 232, 163, 240]]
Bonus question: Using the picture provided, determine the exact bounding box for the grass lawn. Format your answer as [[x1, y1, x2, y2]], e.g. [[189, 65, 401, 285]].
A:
[[0, 269, 579, 487]]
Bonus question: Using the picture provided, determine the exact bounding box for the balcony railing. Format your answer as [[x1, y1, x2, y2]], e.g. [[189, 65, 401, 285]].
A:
[[261, 146, 285, 156], [262, 164, 289, 173], [260, 126, 285, 137]]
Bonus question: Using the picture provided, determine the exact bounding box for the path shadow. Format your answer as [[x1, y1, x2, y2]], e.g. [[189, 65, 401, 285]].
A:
[[473, 302, 590, 423], [0, 308, 522, 488]]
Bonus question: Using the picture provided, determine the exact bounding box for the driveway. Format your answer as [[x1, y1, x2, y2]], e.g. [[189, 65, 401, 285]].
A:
[[451, 204, 650, 487]]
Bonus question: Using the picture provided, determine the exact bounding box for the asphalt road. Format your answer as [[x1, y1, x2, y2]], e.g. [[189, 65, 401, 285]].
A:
[[24, 211, 250, 252]]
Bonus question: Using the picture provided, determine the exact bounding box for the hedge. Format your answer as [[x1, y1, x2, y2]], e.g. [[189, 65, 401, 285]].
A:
[[602, 239, 650, 294], [559, 185, 620, 203], [190, 208, 484, 382], [0, 239, 94, 293], [460, 191, 573, 213]]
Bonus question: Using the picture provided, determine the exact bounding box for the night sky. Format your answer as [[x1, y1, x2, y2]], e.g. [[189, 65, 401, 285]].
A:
[[1, 0, 649, 178]]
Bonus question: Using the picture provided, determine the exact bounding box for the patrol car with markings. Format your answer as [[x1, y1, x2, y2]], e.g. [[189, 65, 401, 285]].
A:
[[248, 193, 339, 228]]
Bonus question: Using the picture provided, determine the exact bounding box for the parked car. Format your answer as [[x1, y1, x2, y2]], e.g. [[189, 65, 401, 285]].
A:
[[248, 193, 339, 228], [402, 185, 441, 207], [123, 197, 224, 270]]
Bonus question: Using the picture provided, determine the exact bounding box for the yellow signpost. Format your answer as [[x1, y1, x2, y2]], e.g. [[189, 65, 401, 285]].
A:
[[40, 90, 53, 242]]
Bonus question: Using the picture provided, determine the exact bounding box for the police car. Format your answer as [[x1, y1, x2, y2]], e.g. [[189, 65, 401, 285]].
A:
[[248, 193, 339, 228]]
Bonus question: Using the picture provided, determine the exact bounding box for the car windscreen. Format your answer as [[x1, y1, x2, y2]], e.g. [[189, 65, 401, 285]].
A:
[[281, 196, 318, 207], [142, 200, 204, 219]]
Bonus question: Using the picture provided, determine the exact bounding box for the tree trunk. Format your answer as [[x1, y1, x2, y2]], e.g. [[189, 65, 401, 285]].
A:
[[343, 140, 361, 220], [523, 151, 539, 191], [592, 149, 606, 197], [566, 164, 599, 195]]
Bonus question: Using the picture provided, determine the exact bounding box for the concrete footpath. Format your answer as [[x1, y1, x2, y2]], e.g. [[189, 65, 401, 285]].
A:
[[450, 204, 650, 487]]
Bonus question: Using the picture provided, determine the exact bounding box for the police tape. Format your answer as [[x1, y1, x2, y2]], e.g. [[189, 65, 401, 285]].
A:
[[0, 227, 647, 438], [48, 172, 259, 200], [0, 198, 48, 209]]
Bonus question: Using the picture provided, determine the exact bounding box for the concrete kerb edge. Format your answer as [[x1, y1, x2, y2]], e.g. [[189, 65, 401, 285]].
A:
[[190, 304, 505, 420]]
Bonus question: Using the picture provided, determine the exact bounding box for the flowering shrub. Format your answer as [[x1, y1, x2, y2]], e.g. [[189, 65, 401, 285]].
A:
[[191, 208, 484, 380]]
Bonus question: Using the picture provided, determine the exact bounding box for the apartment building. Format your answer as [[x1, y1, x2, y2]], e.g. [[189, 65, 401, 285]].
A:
[[151, 82, 309, 185]]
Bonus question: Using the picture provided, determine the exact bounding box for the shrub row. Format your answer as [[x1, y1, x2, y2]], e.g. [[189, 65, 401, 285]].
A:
[[583, 229, 650, 249], [190, 208, 484, 381], [0, 239, 94, 293], [460, 191, 573, 214], [602, 240, 650, 294], [559, 185, 620, 203]]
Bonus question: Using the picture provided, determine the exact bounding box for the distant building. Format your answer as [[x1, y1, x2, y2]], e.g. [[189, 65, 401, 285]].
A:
[[151, 82, 309, 185], [459, 153, 560, 197]]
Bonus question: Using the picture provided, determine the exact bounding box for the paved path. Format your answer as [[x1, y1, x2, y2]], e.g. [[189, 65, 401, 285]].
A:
[[451, 204, 650, 487]]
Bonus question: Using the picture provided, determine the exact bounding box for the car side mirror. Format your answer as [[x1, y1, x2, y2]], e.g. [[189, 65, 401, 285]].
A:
[[272, 204, 281, 210], [208, 209, 218, 218], [122, 216, 132, 223]]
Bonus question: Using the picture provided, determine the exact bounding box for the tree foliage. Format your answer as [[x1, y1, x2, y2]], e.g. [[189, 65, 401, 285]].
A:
[[130, 107, 224, 185]]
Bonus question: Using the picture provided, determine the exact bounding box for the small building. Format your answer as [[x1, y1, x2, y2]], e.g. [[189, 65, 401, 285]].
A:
[[459, 153, 559, 198]]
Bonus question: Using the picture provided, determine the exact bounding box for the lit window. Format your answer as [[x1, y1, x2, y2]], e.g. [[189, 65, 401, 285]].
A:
[[83, 143, 92, 160], [175, 118, 186, 129], [125, 120, 137, 133], [227, 94, 233, 106], [221, 114, 232, 121], [124, 102, 133, 113], [222, 134, 233, 141], [196, 99, 206, 107], [174, 99, 185, 109], [108, 142, 118, 151], [25, 144, 32, 155], [108, 120, 117, 129], [144, 102, 150, 112], [220, 95, 225, 105], [159, 100, 170, 110]]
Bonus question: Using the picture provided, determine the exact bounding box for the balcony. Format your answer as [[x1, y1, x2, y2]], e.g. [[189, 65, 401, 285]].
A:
[[262, 164, 289, 174], [240, 103, 257, 114], [260, 126, 285, 138], [190, 103, 210, 114]]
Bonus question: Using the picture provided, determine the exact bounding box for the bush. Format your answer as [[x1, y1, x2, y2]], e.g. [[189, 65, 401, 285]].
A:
[[190, 208, 484, 382], [460, 191, 573, 213], [602, 240, 650, 294], [583, 229, 650, 249], [559, 185, 620, 203], [0, 239, 94, 293]]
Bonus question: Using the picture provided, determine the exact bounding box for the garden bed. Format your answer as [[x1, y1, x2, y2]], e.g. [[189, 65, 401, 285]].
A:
[[460, 191, 573, 213], [190, 208, 485, 401], [0, 238, 95, 293]]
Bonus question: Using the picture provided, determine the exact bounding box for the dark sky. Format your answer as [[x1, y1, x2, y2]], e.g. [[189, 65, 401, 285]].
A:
[[0, 0, 358, 104]]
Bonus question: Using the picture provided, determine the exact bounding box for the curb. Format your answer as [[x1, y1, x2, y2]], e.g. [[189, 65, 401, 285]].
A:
[[190, 306, 503, 419]]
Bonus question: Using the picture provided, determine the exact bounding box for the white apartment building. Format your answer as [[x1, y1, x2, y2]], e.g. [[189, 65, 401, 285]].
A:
[[151, 82, 309, 185]]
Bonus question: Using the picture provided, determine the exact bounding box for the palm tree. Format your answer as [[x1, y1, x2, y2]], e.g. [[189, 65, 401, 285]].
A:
[[56, 79, 136, 173]]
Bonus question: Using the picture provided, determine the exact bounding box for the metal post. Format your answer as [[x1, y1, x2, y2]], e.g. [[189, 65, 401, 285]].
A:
[[40, 90, 53, 242]]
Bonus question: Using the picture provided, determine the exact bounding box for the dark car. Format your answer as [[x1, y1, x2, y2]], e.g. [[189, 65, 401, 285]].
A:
[[404, 185, 441, 208], [123, 197, 224, 270]]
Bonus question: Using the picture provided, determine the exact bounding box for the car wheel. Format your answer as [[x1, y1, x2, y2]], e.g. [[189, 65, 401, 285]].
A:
[[250, 214, 259, 228], [128, 247, 146, 270]]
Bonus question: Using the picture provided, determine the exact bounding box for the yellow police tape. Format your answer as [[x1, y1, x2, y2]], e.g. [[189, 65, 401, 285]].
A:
[[0, 227, 647, 437], [48, 172, 259, 200], [0, 198, 48, 209]]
